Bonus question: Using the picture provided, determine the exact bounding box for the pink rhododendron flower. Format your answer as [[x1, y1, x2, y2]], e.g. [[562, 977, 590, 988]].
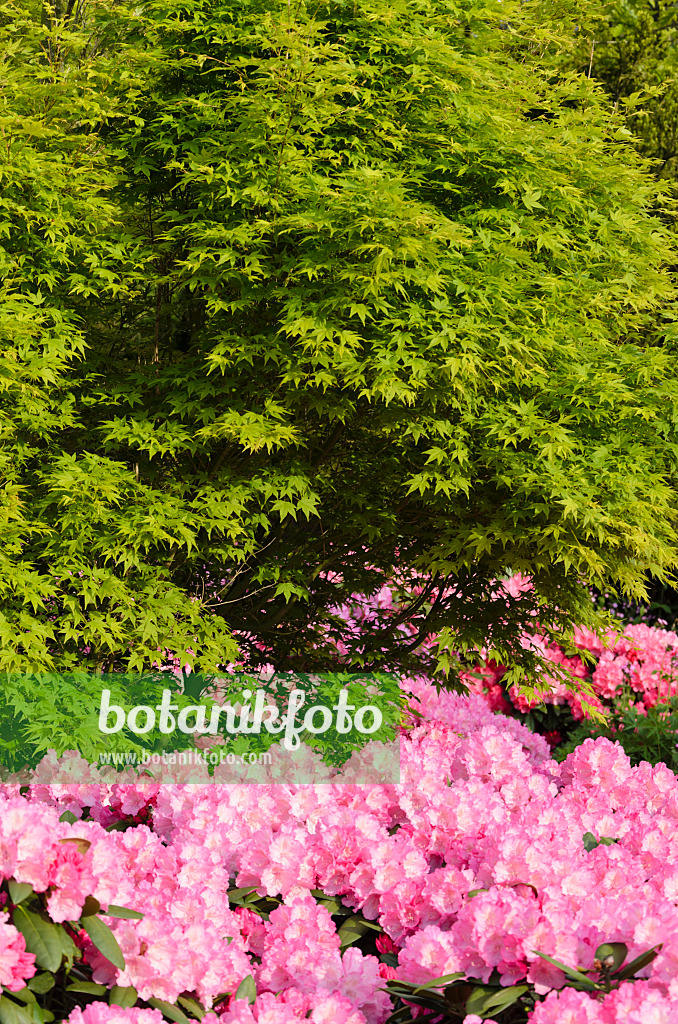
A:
[[67, 1005, 166, 1024], [0, 922, 35, 992]]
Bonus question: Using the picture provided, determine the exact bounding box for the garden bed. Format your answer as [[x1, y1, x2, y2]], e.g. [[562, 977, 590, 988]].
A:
[[2, 669, 678, 1023]]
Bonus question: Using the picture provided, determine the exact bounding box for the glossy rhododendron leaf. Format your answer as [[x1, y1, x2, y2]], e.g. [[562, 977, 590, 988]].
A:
[[465, 983, 529, 1016], [9, 990, 36, 1006], [0, 996, 34, 1024], [65, 983, 107, 997], [104, 905, 144, 920], [81, 916, 125, 972], [176, 996, 205, 1020], [108, 987, 137, 1009], [80, 896, 100, 918], [582, 832, 599, 851], [583, 831, 620, 851], [25, 977, 53, 996], [310, 889, 352, 916], [380, 952, 399, 968], [13, 908, 65, 974], [233, 976, 256, 1006], [147, 999, 190, 1023], [8, 881, 33, 906], [56, 928, 77, 973], [337, 915, 381, 949], [383, 1007, 418, 1024], [227, 887, 258, 903]]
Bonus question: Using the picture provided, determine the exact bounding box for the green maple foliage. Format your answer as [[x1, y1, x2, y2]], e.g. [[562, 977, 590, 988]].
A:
[[2, 0, 678, 691]]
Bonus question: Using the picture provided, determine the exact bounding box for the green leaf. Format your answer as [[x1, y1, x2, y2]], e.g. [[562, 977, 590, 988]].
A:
[[58, 812, 78, 825], [109, 986, 138, 1008], [80, 895, 101, 918], [337, 917, 379, 949], [26, 976, 54, 996], [582, 832, 599, 852], [380, 952, 399, 968], [7, 991, 35, 1006], [383, 1005, 418, 1024], [8, 881, 33, 906], [33, 1010, 54, 1024], [176, 996, 205, 1020], [82, 916, 126, 971], [465, 984, 529, 1015], [56, 925, 78, 972], [58, 838, 91, 855], [583, 832, 620, 852], [66, 982, 108, 996], [104, 905, 144, 921], [147, 999, 191, 1023], [0, 997, 34, 1024], [227, 888, 258, 906], [233, 976, 256, 1005], [12, 907, 65, 973]]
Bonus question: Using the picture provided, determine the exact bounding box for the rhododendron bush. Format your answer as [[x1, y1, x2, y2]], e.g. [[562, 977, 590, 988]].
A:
[[467, 620, 678, 719], [462, 603, 678, 763], [2, 678, 678, 1022], [331, 574, 678, 722]]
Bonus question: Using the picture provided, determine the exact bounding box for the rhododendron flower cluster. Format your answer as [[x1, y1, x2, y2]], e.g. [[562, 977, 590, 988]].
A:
[[460, 580, 678, 721], [5, 673, 678, 1020], [68, 1008, 166, 1024], [528, 980, 678, 1023]]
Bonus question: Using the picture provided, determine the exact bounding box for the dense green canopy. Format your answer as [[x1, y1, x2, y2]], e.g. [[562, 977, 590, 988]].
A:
[[2, 0, 678, 686]]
